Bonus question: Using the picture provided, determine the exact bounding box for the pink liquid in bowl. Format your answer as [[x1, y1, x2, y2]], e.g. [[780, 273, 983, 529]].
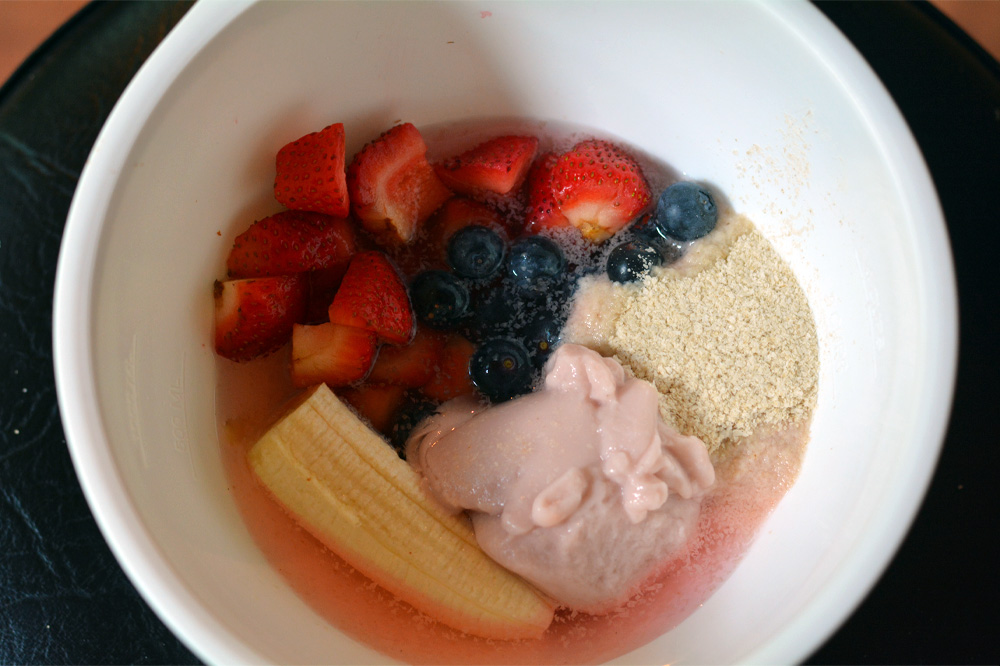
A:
[[215, 349, 807, 664]]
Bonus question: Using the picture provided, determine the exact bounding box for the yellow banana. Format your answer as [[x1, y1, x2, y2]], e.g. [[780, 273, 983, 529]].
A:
[[248, 383, 555, 640]]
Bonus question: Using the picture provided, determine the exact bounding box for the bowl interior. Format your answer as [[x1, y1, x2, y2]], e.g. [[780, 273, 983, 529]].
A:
[[56, 1, 956, 664]]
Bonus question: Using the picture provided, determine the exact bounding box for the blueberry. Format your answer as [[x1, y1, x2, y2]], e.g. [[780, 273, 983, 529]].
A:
[[520, 312, 564, 367], [389, 399, 438, 457], [447, 225, 506, 280], [606, 238, 667, 283], [507, 236, 566, 293], [410, 270, 470, 330], [470, 338, 534, 402], [651, 181, 717, 241]]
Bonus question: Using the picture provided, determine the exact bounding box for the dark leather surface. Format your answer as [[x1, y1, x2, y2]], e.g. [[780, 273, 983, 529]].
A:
[[0, 3, 198, 664], [0, 1, 995, 664]]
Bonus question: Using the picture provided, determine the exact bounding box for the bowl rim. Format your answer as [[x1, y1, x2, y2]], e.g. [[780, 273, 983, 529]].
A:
[[51, 1, 958, 664]]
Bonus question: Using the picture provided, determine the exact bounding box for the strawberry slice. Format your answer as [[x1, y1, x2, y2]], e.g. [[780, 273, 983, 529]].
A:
[[549, 140, 652, 243], [338, 383, 408, 433], [346, 123, 452, 245], [434, 135, 539, 197], [290, 322, 377, 387], [368, 327, 446, 388], [226, 210, 357, 279], [274, 122, 350, 217], [214, 275, 306, 362], [524, 152, 571, 234], [328, 251, 414, 345], [421, 334, 477, 402]]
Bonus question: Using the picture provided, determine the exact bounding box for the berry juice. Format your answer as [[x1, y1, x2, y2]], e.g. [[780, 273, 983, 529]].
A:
[[217, 353, 807, 664]]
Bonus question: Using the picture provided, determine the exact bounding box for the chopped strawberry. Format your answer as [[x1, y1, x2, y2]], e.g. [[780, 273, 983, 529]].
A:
[[434, 135, 539, 197], [274, 122, 350, 217], [421, 335, 476, 402], [548, 139, 652, 243], [368, 327, 446, 388], [214, 275, 306, 362], [328, 251, 414, 345], [524, 152, 571, 234], [338, 383, 408, 432], [226, 210, 357, 279], [346, 123, 452, 245], [290, 322, 377, 387]]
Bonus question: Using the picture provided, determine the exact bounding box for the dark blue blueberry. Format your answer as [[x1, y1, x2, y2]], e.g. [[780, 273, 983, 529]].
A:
[[520, 312, 564, 368], [389, 399, 438, 457], [507, 236, 566, 293], [447, 225, 506, 280], [470, 338, 534, 402], [651, 181, 718, 241], [409, 270, 470, 330], [606, 238, 666, 283]]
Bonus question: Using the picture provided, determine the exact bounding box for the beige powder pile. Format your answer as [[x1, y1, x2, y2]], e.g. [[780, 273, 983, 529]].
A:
[[609, 228, 818, 455]]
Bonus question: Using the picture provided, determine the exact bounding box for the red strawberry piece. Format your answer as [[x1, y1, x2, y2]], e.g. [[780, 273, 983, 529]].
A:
[[421, 334, 476, 402], [290, 322, 377, 387], [226, 210, 357, 279], [434, 135, 539, 197], [524, 152, 571, 234], [214, 275, 306, 362], [338, 383, 408, 433], [274, 122, 350, 217], [547, 139, 652, 243], [346, 123, 452, 245], [367, 327, 446, 388], [328, 251, 414, 345]]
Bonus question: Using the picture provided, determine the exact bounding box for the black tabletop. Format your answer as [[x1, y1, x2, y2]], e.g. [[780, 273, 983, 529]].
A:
[[0, 1, 995, 664]]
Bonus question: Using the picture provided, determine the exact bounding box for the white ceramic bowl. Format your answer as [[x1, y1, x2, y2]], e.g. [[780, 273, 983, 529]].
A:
[[53, 1, 957, 663]]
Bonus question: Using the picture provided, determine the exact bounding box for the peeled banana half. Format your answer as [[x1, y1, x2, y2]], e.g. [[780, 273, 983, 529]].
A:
[[248, 383, 555, 640]]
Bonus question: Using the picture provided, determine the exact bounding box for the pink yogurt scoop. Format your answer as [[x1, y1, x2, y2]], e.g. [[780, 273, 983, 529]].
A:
[[407, 343, 715, 612]]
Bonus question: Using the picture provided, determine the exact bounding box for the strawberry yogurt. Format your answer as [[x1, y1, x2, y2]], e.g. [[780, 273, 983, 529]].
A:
[[406, 343, 715, 612]]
